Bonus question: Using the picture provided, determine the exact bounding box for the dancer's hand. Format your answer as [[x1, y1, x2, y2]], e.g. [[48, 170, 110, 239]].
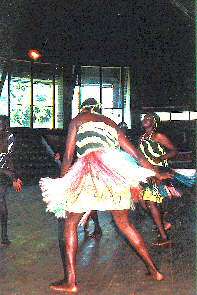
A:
[[147, 176, 161, 185], [147, 171, 174, 185], [155, 171, 174, 181], [13, 178, 23, 192]]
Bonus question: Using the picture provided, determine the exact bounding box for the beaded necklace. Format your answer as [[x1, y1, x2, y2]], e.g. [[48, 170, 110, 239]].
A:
[[140, 130, 155, 143]]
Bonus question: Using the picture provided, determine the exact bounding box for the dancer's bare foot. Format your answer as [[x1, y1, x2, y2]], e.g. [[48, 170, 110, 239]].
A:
[[145, 270, 164, 281], [151, 271, 165, 281], [145, 269, 164, 281], [50, 283, 78, 293]]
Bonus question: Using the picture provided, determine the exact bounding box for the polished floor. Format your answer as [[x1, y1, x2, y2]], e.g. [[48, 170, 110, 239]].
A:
[[0, 185, 196, 295]]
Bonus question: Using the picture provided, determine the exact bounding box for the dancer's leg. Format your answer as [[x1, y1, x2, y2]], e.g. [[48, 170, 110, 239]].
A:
[[146, 201, 168, 241], [50, 212, 84, 293], [50, 217, 67, 286], [83, 211, 102, 238], [0, 184, 10, 246], [89, 211, 102, 238], [83, 213, 92, 234], [58, 217, 67, 277], [111, 209, 164, 280]]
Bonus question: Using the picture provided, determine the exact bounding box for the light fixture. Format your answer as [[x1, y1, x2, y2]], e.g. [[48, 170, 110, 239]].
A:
[[27, 49, 42, 61]]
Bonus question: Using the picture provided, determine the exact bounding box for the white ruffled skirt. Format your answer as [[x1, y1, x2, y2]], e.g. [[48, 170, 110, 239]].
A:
[[39, 150, 156, 218]]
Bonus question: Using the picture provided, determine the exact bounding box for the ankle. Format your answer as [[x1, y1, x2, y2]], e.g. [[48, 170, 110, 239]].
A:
[[67, 273, 76, 286]]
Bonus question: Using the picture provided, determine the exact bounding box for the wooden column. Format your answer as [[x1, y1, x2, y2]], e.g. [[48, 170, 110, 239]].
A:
[[62, 65, 75, 132]]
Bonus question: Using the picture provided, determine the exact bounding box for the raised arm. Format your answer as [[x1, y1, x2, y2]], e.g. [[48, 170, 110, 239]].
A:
[[154, 133, 177, 162], [60, 119, 77, 177], [118, 129, 174, 180]]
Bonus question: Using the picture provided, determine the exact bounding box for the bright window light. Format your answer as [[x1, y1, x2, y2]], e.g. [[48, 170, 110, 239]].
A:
[[170, 111, 189, 120], [190, 112, 197, 120]]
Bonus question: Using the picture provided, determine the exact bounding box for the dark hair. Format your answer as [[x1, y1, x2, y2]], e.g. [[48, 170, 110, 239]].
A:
[[118, 122, 128, 130], [80, 98, 101, 113]]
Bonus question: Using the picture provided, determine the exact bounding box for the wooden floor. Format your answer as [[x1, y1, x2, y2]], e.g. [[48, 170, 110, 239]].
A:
[[0, 185, 196, 295]]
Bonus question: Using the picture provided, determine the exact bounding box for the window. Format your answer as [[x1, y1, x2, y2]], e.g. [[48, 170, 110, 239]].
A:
[[0, 59, 64, 128], [33, 63, 54, 128], [72, 66, 131, 127], [141, 111, 197, 122], [10, 61, 31, 127], [0, 59, 9, 116]]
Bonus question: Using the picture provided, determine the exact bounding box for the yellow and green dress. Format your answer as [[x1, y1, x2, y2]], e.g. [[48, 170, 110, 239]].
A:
[[39, 121, 157, 218], [139, 133, 196, 204]]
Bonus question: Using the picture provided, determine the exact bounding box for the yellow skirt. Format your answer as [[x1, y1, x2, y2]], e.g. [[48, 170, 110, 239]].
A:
[[143, 187, 163, 204]]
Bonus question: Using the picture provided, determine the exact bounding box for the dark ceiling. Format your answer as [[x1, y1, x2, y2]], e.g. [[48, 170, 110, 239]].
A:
[[0, 0, 195, 108]]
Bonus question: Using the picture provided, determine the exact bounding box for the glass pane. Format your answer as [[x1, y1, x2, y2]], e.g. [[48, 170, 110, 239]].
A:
[[171, 111, 189, 121], [190, 112, 197, 120], [10, 105, 31, 127], [10, 61, 31, 127], [72, 85, 80, 118], [33, 80, 53, 106], [80, 85, 100, 104], [102, 86, 113, 108], [102, 109, 122, 124], [155, 112, 171, 121], [33, 63, 53, 128], [0, 73, 8, 116], [33, 106, 53, 128], [0, 59, 8, 115], [80, 66, 100, 105], [102, 67, 122, 109]]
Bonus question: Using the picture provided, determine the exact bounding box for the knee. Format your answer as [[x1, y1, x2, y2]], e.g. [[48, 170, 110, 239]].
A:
[[114, 218, 130, 232], [64, 220, 78, 238], [146, 201, 155, 210]]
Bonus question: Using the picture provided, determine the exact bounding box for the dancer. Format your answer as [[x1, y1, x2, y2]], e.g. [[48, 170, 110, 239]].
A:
[[0, 115, 22, 246], [139, 113, 195, 246], [40, 98, 172, 293]]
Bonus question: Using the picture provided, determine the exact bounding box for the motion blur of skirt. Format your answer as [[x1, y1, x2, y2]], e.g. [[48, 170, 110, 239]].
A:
[[142, 167, 196, 204], [39, 150, 156, 218]]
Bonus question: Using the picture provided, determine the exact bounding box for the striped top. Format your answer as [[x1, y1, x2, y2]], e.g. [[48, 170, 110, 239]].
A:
[[76, 121, 119, 158], [139, 134, 168, 167]]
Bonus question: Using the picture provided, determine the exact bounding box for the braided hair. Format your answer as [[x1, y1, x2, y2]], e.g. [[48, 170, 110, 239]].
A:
[[80, 98, 101, 113]]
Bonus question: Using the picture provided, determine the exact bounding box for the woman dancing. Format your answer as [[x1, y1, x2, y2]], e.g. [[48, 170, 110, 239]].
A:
[[40, 98, 172, 293], [138, 113, 196, 246]]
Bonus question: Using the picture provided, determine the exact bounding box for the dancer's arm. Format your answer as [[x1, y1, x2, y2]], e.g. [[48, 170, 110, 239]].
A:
[[153, 133, 177, 164], [0, 133, 23, 192], [118, 129, 156, 169], [60, 119, 77, 177], [118, 129, 172, 180]]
